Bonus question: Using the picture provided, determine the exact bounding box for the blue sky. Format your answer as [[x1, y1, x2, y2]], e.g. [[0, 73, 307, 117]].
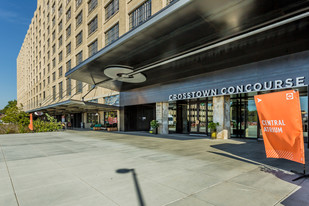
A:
[[0, 1, 36, 109]]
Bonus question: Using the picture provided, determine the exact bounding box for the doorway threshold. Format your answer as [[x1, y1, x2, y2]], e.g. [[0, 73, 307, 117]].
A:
[[189, 133, 209, 137]]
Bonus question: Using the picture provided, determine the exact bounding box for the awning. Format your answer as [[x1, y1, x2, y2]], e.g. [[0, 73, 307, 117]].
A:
[[66, 0, 309, 91], [25, 100, 118, 115]]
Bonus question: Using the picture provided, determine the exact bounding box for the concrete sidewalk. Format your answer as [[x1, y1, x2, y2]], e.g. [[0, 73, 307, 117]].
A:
[[0, 131, 308, 206]]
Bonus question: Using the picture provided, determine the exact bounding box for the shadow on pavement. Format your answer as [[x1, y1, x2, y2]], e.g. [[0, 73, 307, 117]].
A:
[[211, 141, 309, 206], [116, 168, 145, 206]]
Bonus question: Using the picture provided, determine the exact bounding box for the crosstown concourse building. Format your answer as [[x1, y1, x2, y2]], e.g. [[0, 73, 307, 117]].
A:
[[20, 0, 309, 140]]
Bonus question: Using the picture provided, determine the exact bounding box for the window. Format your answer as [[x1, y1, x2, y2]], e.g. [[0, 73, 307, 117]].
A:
[[47, 26, 50, 35], [88, 16, 97, 35], [129, 0, 151, 30], [43, 80, 46, 88], [66, 24, 71, 38], [52, 85, 56, 101], [59, 35, 63, 47], [58, 20, 63, 32], [105, 0, 119, 20], [58, 67, 63, 77], [76, 31, 82, 46], [47, 38, 50, 47], [105, 23, 119, 45], [66, 42, 71, 55], [66, 78, 71, 96], [52, 58, 56, 68], [52, 44, 56, 54], [47, 64, 50, 73], [52, 72, 56, 81], [76, 0, 82, 9], [88, 0, 97, 13], [88, 39, 97, 57], [58, 4, 63, 17], [76, 11, 82, 27], [47, 51, 50, 60], [87, 113, 98, 123], [47, 76, 50, 84], [52, 16, 55, 27], [66, 7, 71, 22], [66, 60, 71, 71], [43, 91, 46, 100], [59, 81, 63, 99], [76, 51, 83, 65], [52, 30, 56, 41], [76, 80, 82, 93], [59, 51, 63, 62]]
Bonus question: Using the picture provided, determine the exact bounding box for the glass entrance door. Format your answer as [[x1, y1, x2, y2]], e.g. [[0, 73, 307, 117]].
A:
[[189, 103, 198, 132], [188, 99, 212, 134], [230, 94, 258, 138]]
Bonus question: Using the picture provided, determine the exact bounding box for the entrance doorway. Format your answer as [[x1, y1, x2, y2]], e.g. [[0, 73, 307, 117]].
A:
[[169, 98, 213, 135], [124, 104, 156, 131], [230, 93, 258, 138]]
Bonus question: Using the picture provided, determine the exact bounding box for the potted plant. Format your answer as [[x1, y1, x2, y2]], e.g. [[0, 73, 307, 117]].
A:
[[150, 120, 160, 134], [208, 121, 220, 139]]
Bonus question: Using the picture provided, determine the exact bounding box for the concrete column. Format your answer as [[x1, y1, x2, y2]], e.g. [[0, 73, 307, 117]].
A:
[[213, 96, 231, 139], [156, 102, 169, 134], [119, 107, 125, 131], [117, 109, 121, 131]]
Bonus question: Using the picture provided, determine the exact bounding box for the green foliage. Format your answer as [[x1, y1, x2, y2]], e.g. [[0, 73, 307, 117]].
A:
[[150, 120, 160, 129], [1, 100, 29, 127], [33, 114, 62, 132], [208, 121, 220, 132], [0, 99, 62, 134], [1, 100, 17, 114]]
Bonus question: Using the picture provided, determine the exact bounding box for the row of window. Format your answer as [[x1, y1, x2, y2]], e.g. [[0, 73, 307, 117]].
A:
[[27, 0, 154, 103], [30, 0, 151, 71], [52, 79, 83, 101]]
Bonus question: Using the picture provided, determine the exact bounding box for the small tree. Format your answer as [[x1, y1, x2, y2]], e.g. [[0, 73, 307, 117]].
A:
[[2, 101, 29, 127]]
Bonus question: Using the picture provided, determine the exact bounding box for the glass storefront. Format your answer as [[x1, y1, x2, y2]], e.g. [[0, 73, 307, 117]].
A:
[[168, 87, 308, 139], [231, 88, 308, 139], [103, 111, 118, 127], [168, 98, 213, 135]]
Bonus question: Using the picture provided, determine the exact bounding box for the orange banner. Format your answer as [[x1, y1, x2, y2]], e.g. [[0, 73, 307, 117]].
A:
[[28, 113, 33, 131], [254, 90, 305, 164]]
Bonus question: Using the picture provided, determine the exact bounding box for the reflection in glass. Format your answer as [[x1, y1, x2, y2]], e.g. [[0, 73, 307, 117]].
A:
[[168, 103, 177, 132]]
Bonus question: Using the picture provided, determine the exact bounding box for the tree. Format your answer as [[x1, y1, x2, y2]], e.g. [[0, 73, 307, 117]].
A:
[[2, 100, 29, 126], [1, 100, 17, 114]]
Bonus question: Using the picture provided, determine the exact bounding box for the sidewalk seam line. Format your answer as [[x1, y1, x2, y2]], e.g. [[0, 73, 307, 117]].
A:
[[0, 144, 20, 206]]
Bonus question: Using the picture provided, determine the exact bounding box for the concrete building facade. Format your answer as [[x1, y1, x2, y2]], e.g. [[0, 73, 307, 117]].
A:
[[17, 0, 175, 128], [18, 0, 309, 140]]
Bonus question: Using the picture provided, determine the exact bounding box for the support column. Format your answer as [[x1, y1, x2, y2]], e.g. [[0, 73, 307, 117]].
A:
[[213, 96, 231, 139], [156, 102, 169, 134]]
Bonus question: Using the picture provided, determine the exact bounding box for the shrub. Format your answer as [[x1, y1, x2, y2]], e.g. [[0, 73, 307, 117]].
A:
[[33, 114, 62, 132]]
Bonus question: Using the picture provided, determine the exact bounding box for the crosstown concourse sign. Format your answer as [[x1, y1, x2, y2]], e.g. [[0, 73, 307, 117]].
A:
[[168, 76, 306, 101]]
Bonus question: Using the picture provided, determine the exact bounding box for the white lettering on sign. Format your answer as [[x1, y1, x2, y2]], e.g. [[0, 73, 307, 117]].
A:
[[168, 77, 306, 101]]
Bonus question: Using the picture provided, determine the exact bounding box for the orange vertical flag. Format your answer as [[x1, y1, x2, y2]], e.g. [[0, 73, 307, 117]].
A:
[[28, 113, 33, 131], [255, 90, 305, 164]]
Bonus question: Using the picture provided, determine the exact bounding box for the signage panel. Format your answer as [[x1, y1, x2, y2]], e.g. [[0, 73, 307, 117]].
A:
[[254, 90, 305, 164], [169, 77, 306, 101]]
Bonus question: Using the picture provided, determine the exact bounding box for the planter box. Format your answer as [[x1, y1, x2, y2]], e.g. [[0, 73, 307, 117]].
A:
[[107, 127, 118, 131]]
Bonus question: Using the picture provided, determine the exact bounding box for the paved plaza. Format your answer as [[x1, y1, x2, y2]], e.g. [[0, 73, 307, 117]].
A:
[[0, 130, 308, 206]]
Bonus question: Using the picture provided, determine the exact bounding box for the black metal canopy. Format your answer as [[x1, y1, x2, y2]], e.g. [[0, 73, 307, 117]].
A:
[[66, 0, 309, 91], [26, 100, 118, 115]]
